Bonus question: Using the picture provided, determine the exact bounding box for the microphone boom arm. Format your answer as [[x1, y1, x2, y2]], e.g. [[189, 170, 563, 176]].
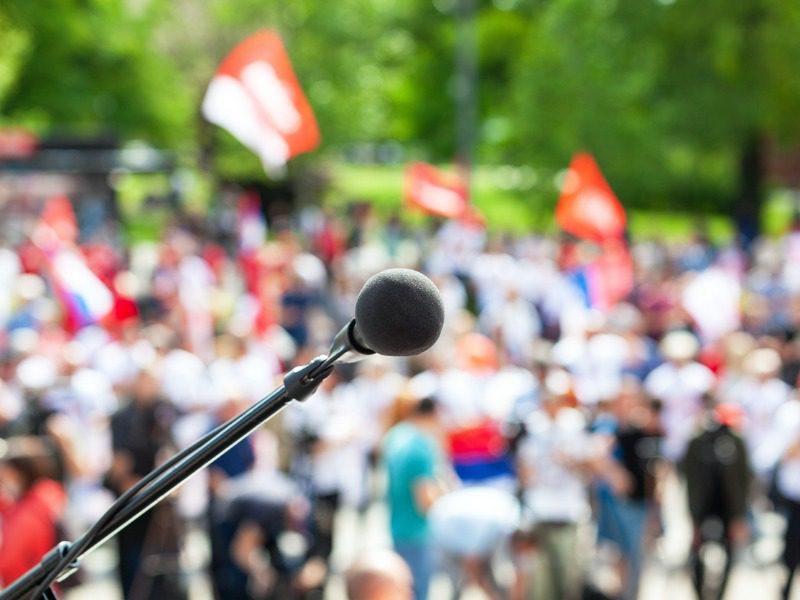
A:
[[1, 353, 338, 600]]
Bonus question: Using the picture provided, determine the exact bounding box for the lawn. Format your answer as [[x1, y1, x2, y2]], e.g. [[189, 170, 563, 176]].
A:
[[116, 162, 795, 244], [328, 163, 800, 243]]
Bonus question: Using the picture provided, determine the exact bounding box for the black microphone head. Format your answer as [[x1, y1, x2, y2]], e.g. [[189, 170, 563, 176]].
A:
[[354, 269, 444, 357]]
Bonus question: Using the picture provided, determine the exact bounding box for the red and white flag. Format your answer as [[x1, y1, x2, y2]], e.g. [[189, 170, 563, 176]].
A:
[[202, 31, 320, 173], [555, 152, 626, 242], [33, 196, 113, 331], [556, 154, 632, 310], [405, 162, 469, 219], [237, 191, 266, 252]]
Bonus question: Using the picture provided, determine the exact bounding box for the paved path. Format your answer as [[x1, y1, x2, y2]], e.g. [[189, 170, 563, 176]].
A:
[[64, 500, 798, 600]]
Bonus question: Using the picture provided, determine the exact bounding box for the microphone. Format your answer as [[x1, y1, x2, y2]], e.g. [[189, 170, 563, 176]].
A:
[[0, 268, 445, 600], [329, 268, 445, 360]]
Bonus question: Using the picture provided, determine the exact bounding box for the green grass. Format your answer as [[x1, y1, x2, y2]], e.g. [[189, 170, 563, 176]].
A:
[[329, 163, 743, 241], [329, 163, 550, 234], [114, 162, 794, 243]]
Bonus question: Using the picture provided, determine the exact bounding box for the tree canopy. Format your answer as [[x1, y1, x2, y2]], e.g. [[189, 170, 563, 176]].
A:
[[1, 0, 799, 218]]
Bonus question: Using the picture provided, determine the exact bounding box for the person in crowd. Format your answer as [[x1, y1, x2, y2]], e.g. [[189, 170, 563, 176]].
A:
[[735, 347, 792, 464], [516, 369, 599, 600], [717, 331, 758, 404], [644, 330, 715, 462], [0, 436, 67, 588], [596, 379, 664, 600], [208, 332, 280, 406], [350, 357, 407, 505], [437, 333, 516, 489], [428, 485, 522, 599], [382, 395, 445, 600], [209, 469, 325, 600], [753, 391, 800, 599], [284, 371, 366, 575], [104, 365, 185, 600], [345, 549, 414, 600], [478, 285, 542, 365], [682, 396, 752, 600], [777, 413, 800, 600], [281, 268, 319, 350], [208, 394, 257, 494]]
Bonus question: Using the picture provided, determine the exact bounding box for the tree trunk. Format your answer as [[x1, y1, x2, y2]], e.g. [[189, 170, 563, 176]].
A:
[[734, 133, 763, 248]]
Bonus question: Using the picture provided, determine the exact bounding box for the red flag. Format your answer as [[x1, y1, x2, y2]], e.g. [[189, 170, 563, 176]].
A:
[[32, 198, 113, 332], [589, 238, 634, 310], [0, 128, 37, 159], [202, 31, 320, 173], [556, 153, 626, 241], [34, 195, 78, 248], [405, 162, 468, 219]]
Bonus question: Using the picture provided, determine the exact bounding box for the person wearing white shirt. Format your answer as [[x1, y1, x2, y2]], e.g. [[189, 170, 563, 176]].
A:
[[0, 247, 20, 329], [516, 371, 598, 600], [155, 334, 215, 519], [644, 331, 715, 461], [553, 314, 630, 406], [208, 333, 280, 406], [284, 373, 367, 565], [732, 348, 792, 472], [469, 243, 518, 312], [753, 397, 800, 599], [478, 286, 542, 366], [350, 358, 406, 488]]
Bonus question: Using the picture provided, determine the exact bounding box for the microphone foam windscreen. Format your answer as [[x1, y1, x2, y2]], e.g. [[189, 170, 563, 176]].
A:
[[355, 269, 445, 356]]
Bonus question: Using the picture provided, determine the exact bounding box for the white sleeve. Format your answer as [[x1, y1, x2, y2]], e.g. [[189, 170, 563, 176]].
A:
[[753, 401, 800, 475]]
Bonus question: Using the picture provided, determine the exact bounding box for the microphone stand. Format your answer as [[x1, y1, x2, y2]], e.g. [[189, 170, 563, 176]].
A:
[[1, 348, 345, 600]]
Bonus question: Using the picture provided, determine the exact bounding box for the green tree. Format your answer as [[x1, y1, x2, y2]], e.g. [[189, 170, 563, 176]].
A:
[[0, 0, 192, 146], [500, 0, 800, 232]]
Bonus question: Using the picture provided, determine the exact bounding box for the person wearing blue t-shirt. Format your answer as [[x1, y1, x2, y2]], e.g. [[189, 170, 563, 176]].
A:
[[382, 396, 443, 600]]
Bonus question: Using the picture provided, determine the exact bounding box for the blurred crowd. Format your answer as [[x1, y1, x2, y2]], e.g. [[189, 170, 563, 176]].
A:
[[2, 198, 800, 600]]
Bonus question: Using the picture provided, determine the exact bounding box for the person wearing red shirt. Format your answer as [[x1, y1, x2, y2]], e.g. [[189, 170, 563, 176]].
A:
[[0, 436, 67, 589]]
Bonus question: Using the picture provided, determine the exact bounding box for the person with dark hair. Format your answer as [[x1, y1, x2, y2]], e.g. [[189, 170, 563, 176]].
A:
[[382, 395, 444, 600], [777, 436, 800, 600], [0, 436, 67, 587], [104, 366, 185, 600], [209, 471, 325, 600], [281, 270, 317, 350], [595, 383, 663, 600], [682, 400, 751, 600]]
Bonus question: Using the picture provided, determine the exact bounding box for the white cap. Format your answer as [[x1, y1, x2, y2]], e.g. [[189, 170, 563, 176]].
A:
[[660, 331, 700, 362], [744, 348, 781, 376], [16, 355, 58, 391]]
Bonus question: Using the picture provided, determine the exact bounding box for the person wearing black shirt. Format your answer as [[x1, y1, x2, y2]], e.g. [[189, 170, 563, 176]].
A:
[[209, 472, 326, 600], [682, 401, 752, 600], [105, 366, 185, 600], [595, 384, 663, 600]]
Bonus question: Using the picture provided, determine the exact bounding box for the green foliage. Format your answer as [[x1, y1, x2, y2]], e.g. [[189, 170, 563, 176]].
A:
[[496, 0, 799, 212], [0, 0, 192, 145], [0, 11, 29, 109], [1, 0, 798, 219]]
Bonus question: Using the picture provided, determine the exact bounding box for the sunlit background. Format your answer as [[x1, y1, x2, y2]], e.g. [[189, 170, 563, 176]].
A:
[[1, 1, 800, 599]]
